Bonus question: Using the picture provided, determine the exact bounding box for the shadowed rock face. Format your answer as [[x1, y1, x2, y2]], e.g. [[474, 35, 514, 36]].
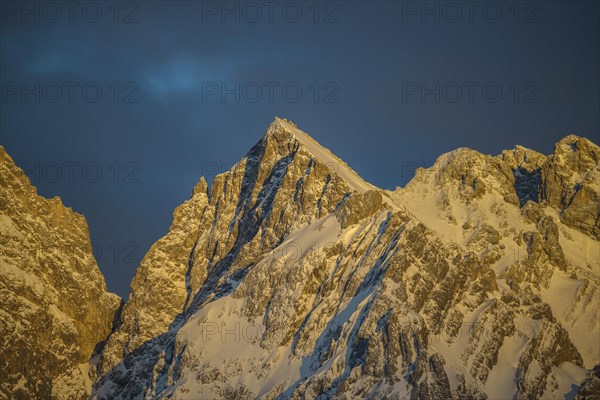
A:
[[0, 147, 120, 399], [514, 167, 543, 207]]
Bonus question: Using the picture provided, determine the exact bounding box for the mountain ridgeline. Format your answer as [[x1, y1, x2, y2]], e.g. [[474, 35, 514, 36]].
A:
[[1, 118, 598, 399]]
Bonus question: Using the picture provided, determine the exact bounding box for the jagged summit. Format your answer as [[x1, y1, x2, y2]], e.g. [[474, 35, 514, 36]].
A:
[[557, 133, 596, 147], [270, 117, 378, 193], [199, 117, 378, 201], [393, 132, 599, 238]]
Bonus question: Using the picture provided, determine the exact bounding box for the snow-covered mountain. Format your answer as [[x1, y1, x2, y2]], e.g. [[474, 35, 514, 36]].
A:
[[1, 118, 598, 399]]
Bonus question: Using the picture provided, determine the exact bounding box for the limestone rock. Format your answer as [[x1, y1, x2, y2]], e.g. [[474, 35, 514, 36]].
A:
[[0, 146, 120, 399]]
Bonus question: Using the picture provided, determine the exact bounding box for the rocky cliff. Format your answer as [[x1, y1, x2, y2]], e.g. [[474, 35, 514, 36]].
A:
[[0, 147, 121, 400]]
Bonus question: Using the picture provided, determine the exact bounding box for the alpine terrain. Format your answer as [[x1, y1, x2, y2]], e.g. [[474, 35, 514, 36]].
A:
[[0, 147, 121, 399], [1, 118, 599, 399]]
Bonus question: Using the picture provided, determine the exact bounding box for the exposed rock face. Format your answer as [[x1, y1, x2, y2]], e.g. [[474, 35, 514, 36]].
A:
[[544, 135, 600, 238], [89, 120, 599, 400], [507, 135, 600, 238], [0, 147, 121, 399], [335, 189, 383, 229]]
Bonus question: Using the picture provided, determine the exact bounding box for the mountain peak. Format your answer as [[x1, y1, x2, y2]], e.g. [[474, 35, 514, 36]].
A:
[[273, 116, 298, 128], [557, 133, 586, 146], [554, 134, 600, 156], [267, 117, 378, 193]]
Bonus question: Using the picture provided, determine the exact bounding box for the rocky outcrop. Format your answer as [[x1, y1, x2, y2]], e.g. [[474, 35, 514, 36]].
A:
[[543, 135, 600, 238], [335, 190, 383, 228], [0, 147, 121, 399], [504, 135, 600, 238], [543, 136, 596, 205]]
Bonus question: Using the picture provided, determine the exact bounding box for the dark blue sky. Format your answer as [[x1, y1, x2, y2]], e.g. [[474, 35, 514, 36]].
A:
[[1, 1, 599, 297]]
